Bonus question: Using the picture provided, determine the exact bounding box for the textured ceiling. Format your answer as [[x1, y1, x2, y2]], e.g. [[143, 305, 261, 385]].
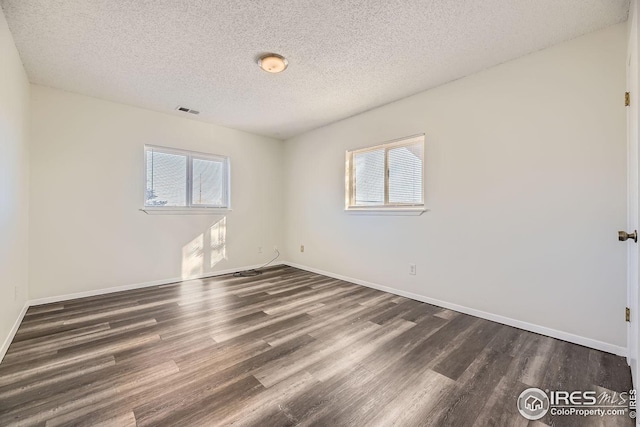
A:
[[1, 0, 630, 139]]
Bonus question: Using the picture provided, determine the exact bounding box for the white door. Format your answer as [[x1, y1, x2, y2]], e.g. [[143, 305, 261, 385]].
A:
[[627, 0, 639, 392]]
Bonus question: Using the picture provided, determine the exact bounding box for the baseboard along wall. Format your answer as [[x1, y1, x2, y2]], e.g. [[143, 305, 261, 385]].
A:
[[283, 262, 627, 357], [0, 260, 627, 363], [0, 262, 280, 362]]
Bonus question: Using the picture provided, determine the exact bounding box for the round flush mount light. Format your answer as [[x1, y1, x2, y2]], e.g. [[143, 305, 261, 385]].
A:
[[258, 53, 288, 73]]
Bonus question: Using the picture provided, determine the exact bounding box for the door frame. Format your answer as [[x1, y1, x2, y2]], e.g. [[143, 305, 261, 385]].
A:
[[627, 0, 639, 391]]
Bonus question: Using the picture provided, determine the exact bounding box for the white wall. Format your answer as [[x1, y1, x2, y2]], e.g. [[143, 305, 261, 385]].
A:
[[29, 86, 283, 299], [0, 8, 30, 354], [21, 20, 629, 354], [283, 24, 628, 349]]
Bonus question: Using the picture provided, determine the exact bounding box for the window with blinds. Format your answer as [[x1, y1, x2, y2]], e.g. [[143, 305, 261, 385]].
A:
[[346, 135, 424, 209], [145, 145, 230, 209]]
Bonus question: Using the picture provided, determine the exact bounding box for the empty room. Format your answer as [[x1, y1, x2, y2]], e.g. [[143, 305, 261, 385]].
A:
[[1, 0, 639, 426]]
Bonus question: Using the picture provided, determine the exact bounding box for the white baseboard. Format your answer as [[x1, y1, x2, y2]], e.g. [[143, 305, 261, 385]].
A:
[[283, 261, 627, 357], [2, 261, 625, 363], [1, 263, 283, 363], [0, 262, 283, 361], [29, 262, 283, 306], [0, 301, 29, 363]]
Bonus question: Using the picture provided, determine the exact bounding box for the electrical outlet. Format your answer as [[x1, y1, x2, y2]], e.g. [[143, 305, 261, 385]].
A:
[[300, 245, 305, 253], [409, 264, 416, 275], [258, 246, 263, 254]]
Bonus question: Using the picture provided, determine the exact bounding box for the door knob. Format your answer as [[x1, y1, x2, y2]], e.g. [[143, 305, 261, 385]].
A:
[[619, 230, 638, 242]]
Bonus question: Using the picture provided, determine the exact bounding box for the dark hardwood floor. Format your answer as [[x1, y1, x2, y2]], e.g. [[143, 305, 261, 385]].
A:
[[0, 266, 633, 426]]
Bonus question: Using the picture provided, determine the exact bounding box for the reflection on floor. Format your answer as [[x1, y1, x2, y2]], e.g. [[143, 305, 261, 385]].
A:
[[0, 266, 633, 426]]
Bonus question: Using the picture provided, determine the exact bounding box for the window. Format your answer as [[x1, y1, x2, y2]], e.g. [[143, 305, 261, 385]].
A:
[[144, 145, 230, 209], [345, 134, 424, 211]]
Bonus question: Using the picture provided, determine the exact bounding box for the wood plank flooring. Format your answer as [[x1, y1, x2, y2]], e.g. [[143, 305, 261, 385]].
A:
[[0, 266, 633, 426]]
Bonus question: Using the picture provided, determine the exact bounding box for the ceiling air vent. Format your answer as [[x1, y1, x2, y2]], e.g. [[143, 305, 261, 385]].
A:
[[176, 106, 200, 115]]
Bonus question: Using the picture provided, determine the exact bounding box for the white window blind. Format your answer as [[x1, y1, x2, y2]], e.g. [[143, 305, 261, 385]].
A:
[[354, 149, 385, 206], [192, 157, 225, 206], [388, 143, 423, 205], [146, 150, 187, 207], [145, 145, 229, 209], [346, 135, 424, 209]]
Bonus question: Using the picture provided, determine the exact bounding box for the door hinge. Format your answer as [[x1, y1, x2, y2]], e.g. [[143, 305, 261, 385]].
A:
[[626, 307, 631, 322], [625, 92, 630, 107]]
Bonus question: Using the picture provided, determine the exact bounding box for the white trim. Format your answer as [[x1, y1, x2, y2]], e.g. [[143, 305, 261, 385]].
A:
[[144, 144, 231, 210], [346, 134, 425, 210], [283, 261, 627, 357], [2, 260, 624, 364], [1, 263, 282, 362], [626, 0, 640, 392], [345, 208, 428, 216], [29, 262, 282, 306], [0, 302, 29, 363], [140, 208, 231, 215]]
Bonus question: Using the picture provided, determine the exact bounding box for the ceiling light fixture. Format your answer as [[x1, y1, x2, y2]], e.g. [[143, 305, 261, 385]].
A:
[[258, 53, 288, 73]]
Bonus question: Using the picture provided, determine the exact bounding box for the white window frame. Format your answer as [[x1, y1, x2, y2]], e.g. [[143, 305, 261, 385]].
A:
[[142, 145, 231, 214], [345, 134, 426, 215]]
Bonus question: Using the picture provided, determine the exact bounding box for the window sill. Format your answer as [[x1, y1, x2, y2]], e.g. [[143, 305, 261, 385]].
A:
[[344, 207, 428, 216], [140, 208, 231, 215]]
